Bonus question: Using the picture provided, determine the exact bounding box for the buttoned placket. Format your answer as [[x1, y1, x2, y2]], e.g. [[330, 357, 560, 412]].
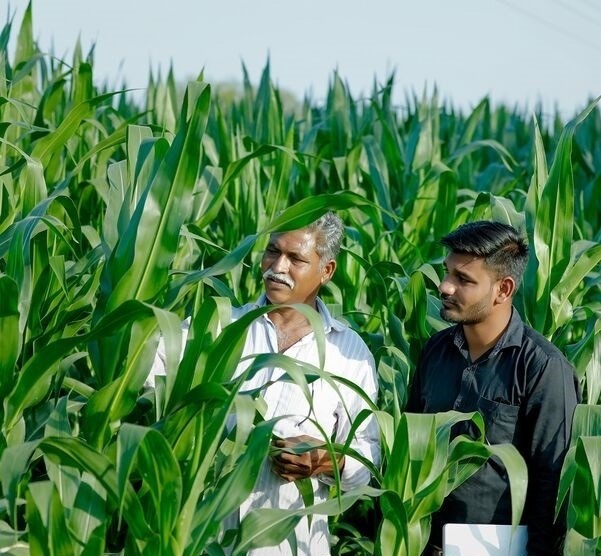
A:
[[262, 318, 323, 428], [453, 332, 504, 413], [284, 331, 320, 427], [256, 303, 340, 435]]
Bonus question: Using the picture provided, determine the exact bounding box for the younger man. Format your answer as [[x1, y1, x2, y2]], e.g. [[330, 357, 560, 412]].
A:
[[408, 221, 580, 556]]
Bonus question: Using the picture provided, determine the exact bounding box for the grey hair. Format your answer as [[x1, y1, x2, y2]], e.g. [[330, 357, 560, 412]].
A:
[[306, 212, 344, 263]]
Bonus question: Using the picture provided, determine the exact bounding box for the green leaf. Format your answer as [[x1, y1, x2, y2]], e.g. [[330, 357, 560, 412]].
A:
[[38, 437, 152, 540], [486, 443, 528, 528], [69, 474, 107, 552], [117, 424, 182, 550], [402, 270, 429, 343], [449, 138, 518, 172], [31, 92, 121, 168], [187, 419, 276, 553], [3, 300, 153, 432], [551, 244, 601, 330], [105, 82, 211, 310], [26, 481, 75, 556], [261, 192, 381, 235], [528, 97, 600, 335], [233, 486, 379, 555], [565, 437, 601, 537], [0, 275, 20, 398]]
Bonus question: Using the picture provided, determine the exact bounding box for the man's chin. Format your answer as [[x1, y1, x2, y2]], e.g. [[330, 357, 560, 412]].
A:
[[265, 289, 293, 305], [440, 308, 460, 323]]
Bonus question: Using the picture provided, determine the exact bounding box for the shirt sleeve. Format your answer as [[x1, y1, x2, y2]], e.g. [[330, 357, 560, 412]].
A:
[[524, 355, 580, 555], [145, 319, 190, 388], [406, 351, 425, 412], [406, 333, 440, 412], [146, 334, 167, 388]]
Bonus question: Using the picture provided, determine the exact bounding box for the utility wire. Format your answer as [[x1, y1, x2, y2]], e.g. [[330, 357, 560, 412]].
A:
[[493, 0, 601, 53], [549, 0, 601, 31], [575, 0, 601, 17]]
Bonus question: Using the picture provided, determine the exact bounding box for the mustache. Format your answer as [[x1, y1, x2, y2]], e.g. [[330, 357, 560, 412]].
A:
[[262, 269, 295, 289]]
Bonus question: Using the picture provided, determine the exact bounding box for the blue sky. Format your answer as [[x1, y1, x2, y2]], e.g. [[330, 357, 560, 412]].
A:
[[7, 0, 601, 119]]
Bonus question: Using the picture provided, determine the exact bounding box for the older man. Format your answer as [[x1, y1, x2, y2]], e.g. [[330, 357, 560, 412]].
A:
[[151, 212, 380, 555]]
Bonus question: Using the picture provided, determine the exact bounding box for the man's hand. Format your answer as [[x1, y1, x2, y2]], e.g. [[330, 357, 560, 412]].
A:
[[270, 435, 345, 482]]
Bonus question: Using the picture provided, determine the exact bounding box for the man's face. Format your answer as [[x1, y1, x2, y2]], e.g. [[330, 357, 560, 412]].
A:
[[438, 252, 501, 325], [261, 229, 334, 306]]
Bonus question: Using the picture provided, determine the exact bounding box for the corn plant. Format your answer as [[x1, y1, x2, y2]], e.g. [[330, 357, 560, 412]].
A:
[[556, 404, 601, 553], [1, 3, 600, 555], [374, 410, 527, 556]]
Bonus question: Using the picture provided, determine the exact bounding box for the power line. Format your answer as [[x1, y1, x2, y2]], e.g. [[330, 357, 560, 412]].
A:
[[575, 0, 601, 17], [550, 0, 601, 31], [493, 0, 601, 54]]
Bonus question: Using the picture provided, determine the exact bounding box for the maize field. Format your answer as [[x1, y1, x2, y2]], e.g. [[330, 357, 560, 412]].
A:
[[0, 4, 599, 555]]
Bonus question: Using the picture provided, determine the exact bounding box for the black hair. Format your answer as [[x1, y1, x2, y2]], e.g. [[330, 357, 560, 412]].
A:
[[441, 221, 529, 288]]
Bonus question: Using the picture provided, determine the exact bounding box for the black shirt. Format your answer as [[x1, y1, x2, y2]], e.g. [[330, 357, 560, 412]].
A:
[[407, 308, 580, 555]]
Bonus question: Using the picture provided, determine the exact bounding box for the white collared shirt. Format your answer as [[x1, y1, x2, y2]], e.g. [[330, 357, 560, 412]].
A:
[[150, 296, 380, 555]]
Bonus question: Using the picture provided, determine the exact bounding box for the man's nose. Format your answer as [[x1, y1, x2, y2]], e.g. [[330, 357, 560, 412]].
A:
[[439, 275, 454, 296], [271, 254, 290, 273]]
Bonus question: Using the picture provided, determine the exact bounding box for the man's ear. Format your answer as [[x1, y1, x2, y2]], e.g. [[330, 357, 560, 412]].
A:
[[321, 260, 336, 284], [496, 276, 516, 304]]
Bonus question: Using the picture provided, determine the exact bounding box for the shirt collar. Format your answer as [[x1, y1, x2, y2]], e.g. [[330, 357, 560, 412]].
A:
[[496, 307, 525, 349], [254, 293, 345, 333]]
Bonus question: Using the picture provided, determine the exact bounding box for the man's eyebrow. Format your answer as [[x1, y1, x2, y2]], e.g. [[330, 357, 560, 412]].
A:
[[288, 249, 309, 260], [443, 261, 476, 281], [266, 242, 309, 259], [454, 267, 474, 280]]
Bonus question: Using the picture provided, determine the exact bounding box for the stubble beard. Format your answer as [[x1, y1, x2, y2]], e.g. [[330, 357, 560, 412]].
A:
[[440, 296, 492, 326]]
